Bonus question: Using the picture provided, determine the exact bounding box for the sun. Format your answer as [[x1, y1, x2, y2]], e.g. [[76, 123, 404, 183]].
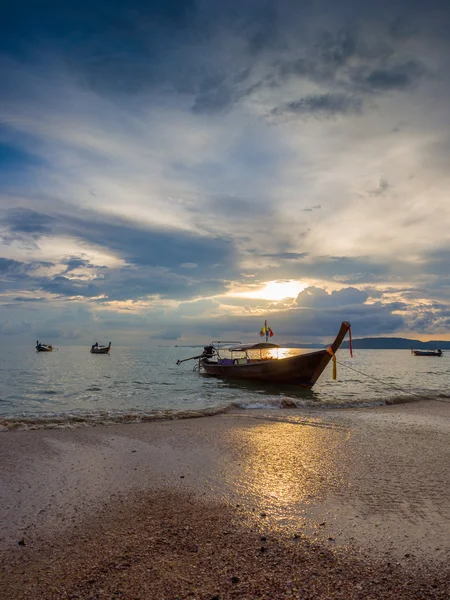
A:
[[236, 280, 307, 301]]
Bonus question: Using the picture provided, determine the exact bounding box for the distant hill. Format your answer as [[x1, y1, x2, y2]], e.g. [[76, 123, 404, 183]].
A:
[[175, 338, 450, 350], [341, 337, 450, 350]]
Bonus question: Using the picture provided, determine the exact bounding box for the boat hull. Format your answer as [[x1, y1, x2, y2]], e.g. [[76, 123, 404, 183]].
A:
[[202, 350, 329, 387], [201, 321, 350, 388], [412, 350, 442, 357], [36, 347, 52, 352], [90, 347, 111, 354]]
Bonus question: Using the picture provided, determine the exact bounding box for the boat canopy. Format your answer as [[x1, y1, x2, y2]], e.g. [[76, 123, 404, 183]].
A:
[[228, 342, 281, 351]]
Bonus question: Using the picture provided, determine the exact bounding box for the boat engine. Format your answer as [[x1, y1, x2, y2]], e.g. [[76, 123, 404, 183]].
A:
[[201, 345, 215, 359]]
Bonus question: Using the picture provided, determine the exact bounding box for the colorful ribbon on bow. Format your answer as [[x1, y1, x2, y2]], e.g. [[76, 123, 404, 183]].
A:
[[348, 324, 353, 358]]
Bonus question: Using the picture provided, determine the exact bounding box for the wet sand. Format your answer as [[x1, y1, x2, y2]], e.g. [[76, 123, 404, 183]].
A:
[[0, 400, 449, 598]]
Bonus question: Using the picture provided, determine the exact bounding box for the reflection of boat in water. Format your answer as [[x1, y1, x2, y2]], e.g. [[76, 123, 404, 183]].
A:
[[410, 346, 442, 357], [90, 342, 111, 354], [36, 341, 53, 352], [214, 375, 320, 402], [177, 321, 351, 389]]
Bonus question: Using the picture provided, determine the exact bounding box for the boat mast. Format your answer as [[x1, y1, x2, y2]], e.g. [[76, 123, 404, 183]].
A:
[[265, 319, 268, 343]]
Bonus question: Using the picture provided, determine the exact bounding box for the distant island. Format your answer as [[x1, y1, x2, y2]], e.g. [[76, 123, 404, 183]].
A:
[[340, 337, 450, 350], [284, 337, 450, 350], [177, 337, 450, 350]]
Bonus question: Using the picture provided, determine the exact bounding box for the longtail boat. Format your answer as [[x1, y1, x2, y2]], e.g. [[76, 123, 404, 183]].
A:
[[410, 346, 442, 357], [177, 321, 352, 388], [90, 342, 111, 354], [36, 341, 53, 352]]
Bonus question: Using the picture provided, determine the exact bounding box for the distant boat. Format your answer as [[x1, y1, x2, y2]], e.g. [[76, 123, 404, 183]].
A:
[[90, 342, 111, 354], [410, 346, 442, 357], [177, 321, 352, 388], [36, 341, 53, 352]]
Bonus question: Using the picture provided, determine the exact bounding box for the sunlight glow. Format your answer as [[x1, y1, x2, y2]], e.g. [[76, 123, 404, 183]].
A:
[[235, 280, 307, 301]]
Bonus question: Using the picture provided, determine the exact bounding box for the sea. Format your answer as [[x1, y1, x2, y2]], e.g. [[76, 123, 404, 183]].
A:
[[1, 345, 449, 431]]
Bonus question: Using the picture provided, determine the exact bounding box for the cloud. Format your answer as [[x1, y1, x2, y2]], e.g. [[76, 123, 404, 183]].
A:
[[350, 60, 426, 92], [1, 1, 450, 343], [61, 256, 92, 272], [2, 207, 237, 275], [6, 208, 55, 237], [295, 286, 369, 308], [13, 296, 46, 302], [368, 178, 391, 197], [261, 252, 309, 260], [0, 205, 240, 303], [272, 94, 363, 119]]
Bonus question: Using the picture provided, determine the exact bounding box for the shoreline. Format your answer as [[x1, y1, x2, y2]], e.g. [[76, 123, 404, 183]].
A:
[[1, 394, 449, 433], [1, 400, 449, 598]]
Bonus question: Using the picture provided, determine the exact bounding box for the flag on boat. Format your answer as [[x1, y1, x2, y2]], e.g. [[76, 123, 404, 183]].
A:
[[259, 322, 274, 337]]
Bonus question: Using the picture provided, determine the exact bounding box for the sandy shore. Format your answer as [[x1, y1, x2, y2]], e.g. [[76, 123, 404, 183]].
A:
[[0, 400, 449, 598]]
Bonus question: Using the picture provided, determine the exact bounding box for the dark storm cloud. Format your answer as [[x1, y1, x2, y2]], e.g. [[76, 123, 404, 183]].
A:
[[40, 276, 100, 298], [264, 13, 430, 120], [3, 207, 237, 276], [61, 256, 93, 272], [275, 30, 362, 84], [272, 94, 363, 119], [5, 209, 55, 237], [173, 300, 407, 341], [0, 257, 22, 273], [1, 207, 238, 301], [38, 269, 230, 302], [0, 257, 58, 306], [350, 60, 426, 92], [0, 256, 50, 276], [1, 0, 435, 118], [0, 257, 53, 297]]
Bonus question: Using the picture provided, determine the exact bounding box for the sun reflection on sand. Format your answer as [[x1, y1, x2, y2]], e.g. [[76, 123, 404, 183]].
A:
[[224, 420, 348, 523]]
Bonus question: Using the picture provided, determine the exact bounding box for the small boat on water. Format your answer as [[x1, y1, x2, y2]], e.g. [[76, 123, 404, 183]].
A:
[[36, 341, 53, 352], [410, 346, 442, 357], [177, 321, 352, 388], [90, 342, 111, 354]]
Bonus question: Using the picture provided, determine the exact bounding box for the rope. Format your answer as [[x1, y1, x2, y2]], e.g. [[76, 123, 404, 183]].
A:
[[335, 359, 426, 398]]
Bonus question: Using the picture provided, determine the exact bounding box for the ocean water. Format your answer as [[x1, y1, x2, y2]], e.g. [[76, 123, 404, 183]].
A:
[[0, 345, 449, 430]]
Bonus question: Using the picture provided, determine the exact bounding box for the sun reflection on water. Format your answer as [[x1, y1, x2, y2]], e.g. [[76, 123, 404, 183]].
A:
[[228, 347, 306, 361]]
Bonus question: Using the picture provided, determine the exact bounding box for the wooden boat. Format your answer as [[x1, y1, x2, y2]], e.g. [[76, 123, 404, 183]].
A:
[[90, 342, 111, 354], [36, 341, 53, 352], [177, 321, 352, 388], [410, 346, 442, 357]]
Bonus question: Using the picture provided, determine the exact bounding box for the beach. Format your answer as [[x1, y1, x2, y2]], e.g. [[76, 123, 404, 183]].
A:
[[0, 400, 449, 599]]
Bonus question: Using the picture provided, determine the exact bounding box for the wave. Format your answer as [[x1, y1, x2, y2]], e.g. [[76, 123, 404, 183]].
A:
[[230, 393, 433, 410], [0, 393, 446, 432]]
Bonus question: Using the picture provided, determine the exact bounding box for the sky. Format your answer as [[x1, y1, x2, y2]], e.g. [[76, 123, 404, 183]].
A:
[[1, 0, 450, 346]]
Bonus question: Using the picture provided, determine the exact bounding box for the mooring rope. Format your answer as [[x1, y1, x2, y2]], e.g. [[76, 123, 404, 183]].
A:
[[335, 358, 448, 400]]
